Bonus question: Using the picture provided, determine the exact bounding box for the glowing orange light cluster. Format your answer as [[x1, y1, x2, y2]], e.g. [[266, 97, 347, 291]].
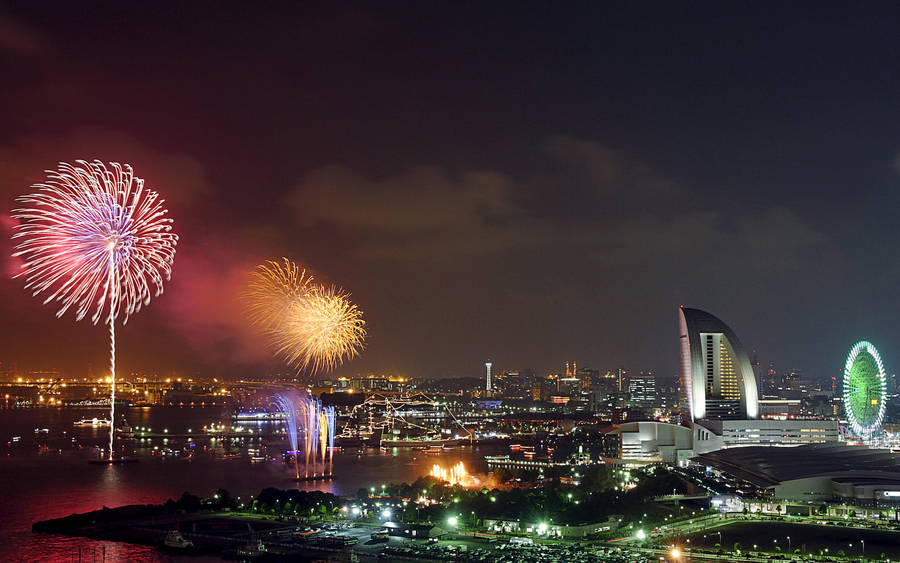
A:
[[431, 461, 466, 485]]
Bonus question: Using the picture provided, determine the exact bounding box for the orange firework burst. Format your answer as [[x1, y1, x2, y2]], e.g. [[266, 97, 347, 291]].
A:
[[245, 258, 366, 374], [275, 285, 366, 373], [244, 258, 314, 332]]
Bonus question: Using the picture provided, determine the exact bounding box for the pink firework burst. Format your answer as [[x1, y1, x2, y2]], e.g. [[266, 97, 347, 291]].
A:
[[11, 160, 178, 324]]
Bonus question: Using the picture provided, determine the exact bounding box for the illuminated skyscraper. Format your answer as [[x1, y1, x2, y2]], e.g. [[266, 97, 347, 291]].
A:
[[485, 359, 492, 393], [678, 306, 759, 420], [628, 371, 657, 409]]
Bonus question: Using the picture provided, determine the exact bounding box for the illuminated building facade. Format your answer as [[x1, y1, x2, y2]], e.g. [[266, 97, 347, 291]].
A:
[[627, 371, 657, 409], [678, 306, 758, 420]]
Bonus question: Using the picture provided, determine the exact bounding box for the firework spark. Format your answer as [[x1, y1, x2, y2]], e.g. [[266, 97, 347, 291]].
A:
[[11, 160, 177, 459], [246, 258, 366, 374], [275, 389, 336, 479], [275, 285, 366, 373], [245, 258, 313, 332], [430, 461, 467, 486]]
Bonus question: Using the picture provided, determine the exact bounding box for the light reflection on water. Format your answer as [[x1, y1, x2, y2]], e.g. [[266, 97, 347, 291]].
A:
[[0, 406, 494, 561]]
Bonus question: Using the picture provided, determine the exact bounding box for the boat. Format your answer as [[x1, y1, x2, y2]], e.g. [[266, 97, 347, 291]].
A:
[[89, 456, 138, 464], [234, 524, 266, 559], [116, 420, 133, 439], [380, 437, 463, 448], [232, 411, 284, 421], [162, 529, 194, 550], [74, 417, 111, 427], [334, 435, 365, 447], [234, 539, 266, 558]]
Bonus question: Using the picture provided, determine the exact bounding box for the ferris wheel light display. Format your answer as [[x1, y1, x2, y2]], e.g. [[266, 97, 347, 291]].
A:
[[842, 341, 887, 437]]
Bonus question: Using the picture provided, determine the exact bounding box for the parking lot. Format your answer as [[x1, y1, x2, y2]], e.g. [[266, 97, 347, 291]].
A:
[[384, 538, 641, 562], [252, 520, 645, 561]]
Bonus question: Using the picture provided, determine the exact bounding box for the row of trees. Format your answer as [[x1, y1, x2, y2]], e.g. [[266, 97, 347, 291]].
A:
[[358, 467, 689, 526], [249, 488, 341, 518]]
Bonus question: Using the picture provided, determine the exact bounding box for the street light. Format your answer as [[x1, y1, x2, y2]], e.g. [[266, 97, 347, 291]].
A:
[[861, 539, 865, 556], [786, 536, 791, 553]]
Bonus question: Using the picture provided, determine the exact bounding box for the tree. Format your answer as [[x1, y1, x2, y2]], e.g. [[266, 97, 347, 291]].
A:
[[836, 549, 846, 558], [212, 488, 235, 510], [733, 542, 741, 552], [175, 492, 202, 512]]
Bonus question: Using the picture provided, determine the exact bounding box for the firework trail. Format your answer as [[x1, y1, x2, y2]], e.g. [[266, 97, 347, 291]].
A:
[[274, 393, 302, 479], [11, 161, 177, 460], [274, 390, 337, 479], [325, 406, 336, 475]]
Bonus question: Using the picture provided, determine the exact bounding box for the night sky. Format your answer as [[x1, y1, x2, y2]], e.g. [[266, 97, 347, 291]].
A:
[[2, 2, 900, 381]]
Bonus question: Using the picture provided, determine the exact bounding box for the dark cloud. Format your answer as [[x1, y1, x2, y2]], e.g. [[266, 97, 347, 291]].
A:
[[289, 165, 526, 261], [544, 136, 623, 194], [0, 13, 46, 55], [0, 130, 211, 209], [590, 207, 827, 271]]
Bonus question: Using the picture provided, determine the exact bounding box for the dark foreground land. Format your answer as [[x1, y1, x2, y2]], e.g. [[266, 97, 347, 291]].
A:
[[33, 504, 355, 561], [32, 503, 645, 562]]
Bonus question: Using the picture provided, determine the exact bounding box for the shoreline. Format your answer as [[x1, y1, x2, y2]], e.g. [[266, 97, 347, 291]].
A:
[[31, 498, 360, 561]]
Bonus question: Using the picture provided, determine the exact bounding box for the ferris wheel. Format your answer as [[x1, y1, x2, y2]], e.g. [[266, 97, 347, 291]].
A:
[[842, 341, 887, 437]]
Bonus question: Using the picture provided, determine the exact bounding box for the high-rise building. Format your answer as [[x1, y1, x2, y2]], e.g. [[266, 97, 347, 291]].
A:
[[627, 371, 657, 409], [485, 359, 492, 393], [617, 367, 627, 392], [678, 306, 759, 420], [785, 369, 802, 395], [766, 361, 777, 395]]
